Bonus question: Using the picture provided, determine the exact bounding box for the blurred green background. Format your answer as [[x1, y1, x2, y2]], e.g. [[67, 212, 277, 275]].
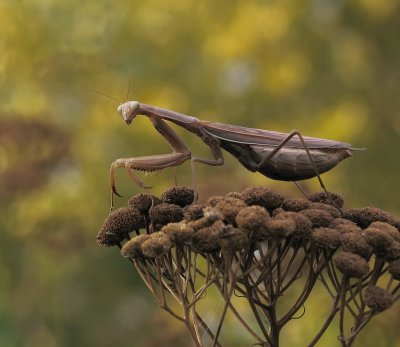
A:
[[1, 0, 400, 346]]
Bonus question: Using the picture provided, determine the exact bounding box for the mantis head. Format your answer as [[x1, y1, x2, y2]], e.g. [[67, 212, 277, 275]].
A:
[[118, 101, 140, 125]]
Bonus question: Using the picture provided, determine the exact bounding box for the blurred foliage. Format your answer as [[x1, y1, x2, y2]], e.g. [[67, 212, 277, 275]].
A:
[[0, 0, 399, 346]]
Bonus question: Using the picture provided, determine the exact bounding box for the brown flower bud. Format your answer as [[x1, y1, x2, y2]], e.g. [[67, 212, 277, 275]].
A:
[[160, 186, 195, 207], [368, 222, 400, 242], [187, 207, 223, 231], [235, 205, 270, 241], [343, 207, 395, 229], [120, 234, 150, 258], [365, 286, 394, 312], [191, 221, 222, 253], [207, 195, 226, 207], [218, 225, 248, 252], [274, 211, 313, 239], [161, 222, 194, 243], [363, 227, 394, 252], [331, 218, 361, 235], [128, 193, 161, 214], [226, 192, 243, 199], [183, 204, 205, 221], [241, 186, 284, 211], [214, 197, 247, 224], [381, 241, 400, 262], [308, 191, 344, 208], [266, 218, 296, 239], [308, 202, 341, 219], [312, 228, 341, 249], [340, 233, 372, 259], [141, 232, 173, 258], [300, 209, 334, 228], [149, 203, 184, 228], [281, 198, 311, 212], [333, 252, 370, 278], [97, 207, 144, 247]]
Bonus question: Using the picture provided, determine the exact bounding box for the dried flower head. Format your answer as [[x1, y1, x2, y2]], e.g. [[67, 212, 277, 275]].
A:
[[266, 218, 296, 239], [120, 234, 150, 258], [388, 259, 400, 280], [149, 203, 184, 228], [333, 252, 370, 278], [191, 221, 222, 253], [300, 209, 334, 228], [381, 241, 400, 262], [368, 222, 400, 242], [344, 207, 395, 229], [312, 228, 341, 249], [183, 203, 205, 221], [365, 286, 394, 312], [340, 233, 372, 259], [160, 186, 195, 207], [281, 198, 311, 212], [188, 207, 223, 231], [274, 211, 313, 239], [308, 202, 341, 219], [331, 219, 361, 234], [308, 191, 344, 208], [141, 232, 173, 258], [363, 227, 394, 252], [214, 197, 247, 224], [218, 225, 248, 252], [207, 195, 227, 207], [226, 191, 243, 199], [128, 193, 161, 214], [161, 222, 194, 243], [97, 207, 144, 247], [241, 186, 284, 211], [235, 205, 270, 241]]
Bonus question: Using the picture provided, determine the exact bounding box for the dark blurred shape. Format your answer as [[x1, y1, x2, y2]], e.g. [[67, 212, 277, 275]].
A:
[[0, 118, 70, 199]]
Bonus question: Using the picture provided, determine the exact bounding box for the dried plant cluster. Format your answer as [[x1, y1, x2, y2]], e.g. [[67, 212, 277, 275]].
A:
[[97, 186, 400, 347]]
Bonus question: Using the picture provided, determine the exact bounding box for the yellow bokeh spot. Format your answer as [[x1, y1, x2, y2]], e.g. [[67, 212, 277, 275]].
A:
[[357, 0, 398, 19], [263, 53, 311, 97]]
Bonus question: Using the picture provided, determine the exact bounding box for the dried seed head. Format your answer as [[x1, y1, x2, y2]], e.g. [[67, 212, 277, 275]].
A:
[[368, 222, 400, 242], [381, 241, 400, 262], [241, 186, 284, 211], [161, 222, 194, 243], [148, 203, 184, 228], [308, 202, 341, 219], [97, 207, 144, 247], [265, 218, 296, 239], [191, 221, 222, 253], [365, 286, 394, 312], [235, 205, 270, 241], [141, 232, 173, 258], [299, 209, 334, 228], [363, 227, 394, 252], [160, 186, 195, 207], [281, 198, 311, 212], [188, 207, 223, 231], [308, 191, 344, 208], [331, 218, 361, 234], [183, 203, 205, 221], [333, 252, 370, 278], [207, 195, 226, 207], [340, 233, 372, 259], [226, 191, 243, 199], [218, 225, 248, 252], [274, 211, 313, 239], [312, 228, 341, 249], [343, 207, 395, 229], [214, 197, 247, 224], [128, 193, 161, 214], [388, 259, 400, 280], [120, 234, 150, 258], [271, 207, 285, 217]]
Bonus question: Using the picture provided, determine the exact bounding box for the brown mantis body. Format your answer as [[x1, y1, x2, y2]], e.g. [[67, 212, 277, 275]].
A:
[[110, 101, 357, 209]]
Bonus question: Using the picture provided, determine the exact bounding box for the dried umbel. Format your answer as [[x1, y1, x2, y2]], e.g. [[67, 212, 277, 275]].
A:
[[98, 186, 400, 347]]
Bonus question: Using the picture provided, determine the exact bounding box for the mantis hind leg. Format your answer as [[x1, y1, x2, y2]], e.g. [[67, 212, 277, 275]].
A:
[[256, 130, 341, 211]]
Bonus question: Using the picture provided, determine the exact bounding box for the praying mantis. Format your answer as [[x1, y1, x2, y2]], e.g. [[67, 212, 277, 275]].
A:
[[110, 101, 359, 209]]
